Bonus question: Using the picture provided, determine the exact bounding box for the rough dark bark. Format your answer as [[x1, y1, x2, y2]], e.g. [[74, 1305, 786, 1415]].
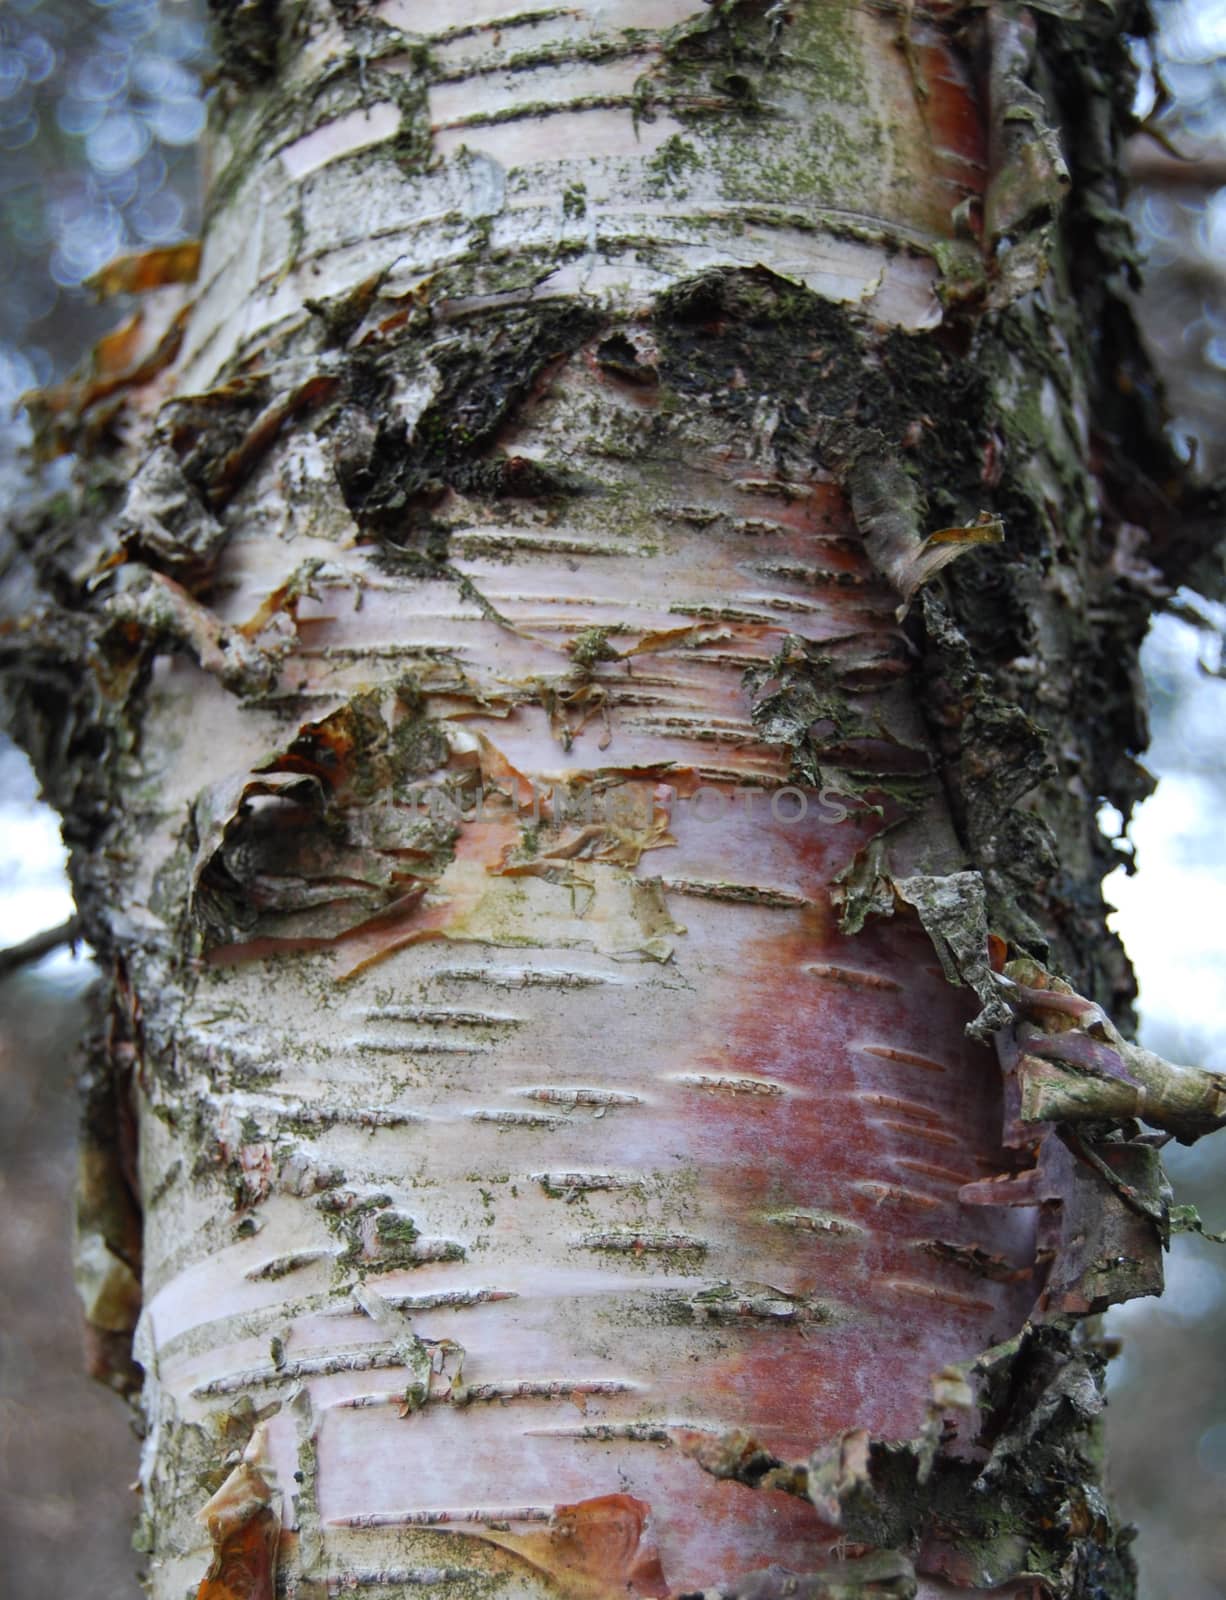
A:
[[2, 3, 1224, 1599]]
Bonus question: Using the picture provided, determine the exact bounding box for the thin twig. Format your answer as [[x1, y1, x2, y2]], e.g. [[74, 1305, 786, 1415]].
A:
[[0, 914, 85, 977], [1127, 141, 1226, 189]]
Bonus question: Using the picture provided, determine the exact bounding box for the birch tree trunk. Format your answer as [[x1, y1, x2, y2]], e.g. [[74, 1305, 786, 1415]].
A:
[[5, 3, 1225, 1598]]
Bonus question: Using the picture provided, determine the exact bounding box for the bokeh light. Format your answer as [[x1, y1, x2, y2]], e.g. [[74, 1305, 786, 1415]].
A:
[[0, 0, 208, 395]]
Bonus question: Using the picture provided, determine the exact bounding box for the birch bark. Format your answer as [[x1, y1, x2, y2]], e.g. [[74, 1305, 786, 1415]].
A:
[[5, 3, 1223, 1599]]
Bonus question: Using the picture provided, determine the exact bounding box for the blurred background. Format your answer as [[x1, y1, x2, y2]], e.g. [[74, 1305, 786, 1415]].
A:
[[0, 2, 207, 1593], [0, 1, 1224, 1595]]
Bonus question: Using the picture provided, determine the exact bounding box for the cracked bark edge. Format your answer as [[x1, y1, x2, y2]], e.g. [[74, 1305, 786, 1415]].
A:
[[682, 1321, 1136, 1597], [685, 860, 1224, 1593]]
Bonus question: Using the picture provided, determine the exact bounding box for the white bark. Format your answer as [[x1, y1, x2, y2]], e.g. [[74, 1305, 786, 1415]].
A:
[[16, 4, 1175, 1598]]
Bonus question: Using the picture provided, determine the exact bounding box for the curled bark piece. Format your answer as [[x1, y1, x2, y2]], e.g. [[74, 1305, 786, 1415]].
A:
[[847, 455, 1004, 617], [1022, 1028, 1140, 1083], [1002, 957, 1226, 1141], [195, 1423, 279, 1600], [831, 835, 897, 937], [455, 1493, 668, 1598], [26, 302, 191, 458], [1037, 1133, 1166, 1315], [892, 872, 1013, 1039], [998, 974, 1106, 1030], [351, 1283, 437, 1413], [1018, 1048, 1226, 1141], [915, 953, 1190, 1321], [202, 373, 339, 509], [984, 7, 1071, 305], [189, 691, 450, 950], [953, 948, 1214, 1313], [807, 1428, 872, 1525], [87, 241, 202, 297], [117, 446, 227, 585]]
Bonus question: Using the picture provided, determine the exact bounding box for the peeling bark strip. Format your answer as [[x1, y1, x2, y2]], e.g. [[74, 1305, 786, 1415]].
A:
[[195, 1424, 279, 1600], [3, 3, 1223, 1598]]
